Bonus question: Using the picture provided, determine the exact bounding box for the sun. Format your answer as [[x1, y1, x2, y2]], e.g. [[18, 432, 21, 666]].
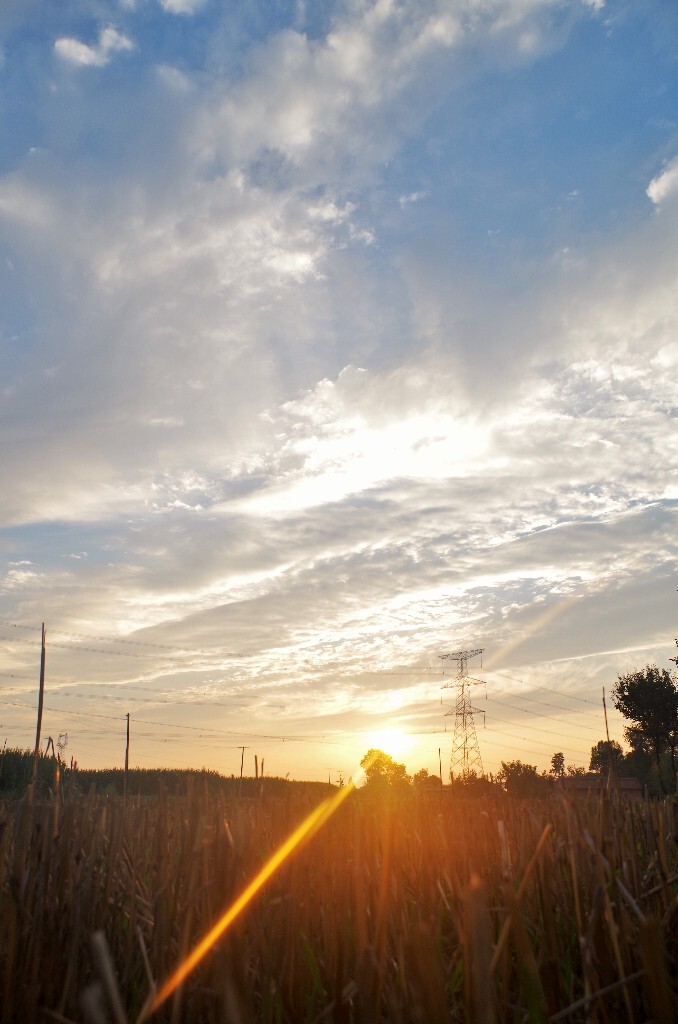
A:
[[368, 727, 413, 760]]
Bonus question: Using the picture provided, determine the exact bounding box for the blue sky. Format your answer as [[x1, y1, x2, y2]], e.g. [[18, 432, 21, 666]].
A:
[[1, 0, 677, 781]]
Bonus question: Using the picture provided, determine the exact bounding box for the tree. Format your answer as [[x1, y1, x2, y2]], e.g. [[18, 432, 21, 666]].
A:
[[497, 760, 550, 798], [589, 739, 624, 775], [550, 752, 565, 777], [360, 749, 410, 791], [412, 767, 437, 788], [613, 665, 678, 793]]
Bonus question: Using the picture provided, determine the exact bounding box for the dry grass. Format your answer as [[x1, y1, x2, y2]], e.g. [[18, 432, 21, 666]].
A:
[[1, 782, 677, 1023]]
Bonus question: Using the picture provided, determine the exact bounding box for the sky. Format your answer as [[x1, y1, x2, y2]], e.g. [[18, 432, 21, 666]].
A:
[[1, 0, 677, 784]]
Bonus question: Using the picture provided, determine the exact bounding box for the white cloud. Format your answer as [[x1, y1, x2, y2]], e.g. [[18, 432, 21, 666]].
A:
[[647, 156, 678, 205], [54, 26, 134, 67], [159, 0, 208, 14], [193, 0, 571, 186], [399, 191, 428, 207]]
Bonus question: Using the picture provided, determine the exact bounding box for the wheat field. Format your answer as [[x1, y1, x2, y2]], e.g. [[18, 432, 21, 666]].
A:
[[1, 780, 677, 1023]]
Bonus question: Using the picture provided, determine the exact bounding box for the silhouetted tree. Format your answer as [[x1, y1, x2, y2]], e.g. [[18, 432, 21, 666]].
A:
[[589, 739, 624, 775], [550, 752, 565, 777], [360, 749, 410, 791], [613, 665, 678, 793], [412, 767, 437, 788], [497, 760, 549, 798]]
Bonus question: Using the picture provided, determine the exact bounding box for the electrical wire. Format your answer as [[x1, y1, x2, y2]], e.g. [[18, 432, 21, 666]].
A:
[[0, 620, 246, 655]]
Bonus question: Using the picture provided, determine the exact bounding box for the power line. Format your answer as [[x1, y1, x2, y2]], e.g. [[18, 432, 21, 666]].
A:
[[0, 634, 177, 660], [490, 670, 603, 706], [0, 620, 230, 654], [485, 695, 603, 735], [0, 697, 348, 746], [6, 688, 272, 709], [0, 698, 127, 724], [498, 691, 603, 718]]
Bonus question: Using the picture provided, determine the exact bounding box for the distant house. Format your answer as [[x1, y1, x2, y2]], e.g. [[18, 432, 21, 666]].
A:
[[558, 773, 643, 801]]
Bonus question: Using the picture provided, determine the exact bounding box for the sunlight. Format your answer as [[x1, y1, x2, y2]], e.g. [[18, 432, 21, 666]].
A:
[[368, 727, 413, 760], [139, 756, 374, 1021]]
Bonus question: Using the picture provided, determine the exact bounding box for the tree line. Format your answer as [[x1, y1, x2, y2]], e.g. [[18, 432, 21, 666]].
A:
[[361, 663, 678, 798], [2, 663, 675, 800]]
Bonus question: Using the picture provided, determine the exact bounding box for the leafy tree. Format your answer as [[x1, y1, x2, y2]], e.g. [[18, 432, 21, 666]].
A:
[[360, 749, 410, 791], [589, 739, 624, 775], [550, 752, 565, 777], [412, 767, 437, 788], [621, 740, 654, 792], [497, 760, 550, 798], [613, 665, 678, 793]]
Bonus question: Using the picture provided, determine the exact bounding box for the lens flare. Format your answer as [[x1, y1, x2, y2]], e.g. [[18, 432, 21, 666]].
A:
[[139, 763, 368, 1021]]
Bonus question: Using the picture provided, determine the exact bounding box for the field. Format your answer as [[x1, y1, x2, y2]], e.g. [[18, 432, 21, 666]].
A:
[[1, 779, 677, 1023]]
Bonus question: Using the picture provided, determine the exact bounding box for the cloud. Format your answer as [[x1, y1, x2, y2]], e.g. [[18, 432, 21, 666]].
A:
[[159, 0, 207, 14], [54, 26, 134, 67], [647, 156, 678, 205], [191, 0, 578, 190], [399, 191, 428, 207], [0, 175, 56, 226], [2, 0, 676, 775]]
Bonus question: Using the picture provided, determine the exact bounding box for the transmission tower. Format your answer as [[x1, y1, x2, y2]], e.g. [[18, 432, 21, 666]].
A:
[[441, 648, 486, 781]]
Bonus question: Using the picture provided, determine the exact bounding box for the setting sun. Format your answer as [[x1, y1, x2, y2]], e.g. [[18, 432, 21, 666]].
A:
[[367, 727, 413, 761]]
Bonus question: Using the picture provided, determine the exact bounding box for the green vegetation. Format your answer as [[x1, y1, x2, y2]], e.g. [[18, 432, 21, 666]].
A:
[[613, 665, 678, 793], [496, 759, 550, 798], [589, 739, 624, 775], [0, 747, 333, 802], [0, 746, 69, 798]]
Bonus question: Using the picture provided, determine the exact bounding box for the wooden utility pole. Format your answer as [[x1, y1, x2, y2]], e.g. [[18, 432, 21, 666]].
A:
[[124, 713, 130, 800], [32, 623, 46, 785], [602, 687, 617, 793], [602, 687, 611, 744], [239, 745, 249, 797]]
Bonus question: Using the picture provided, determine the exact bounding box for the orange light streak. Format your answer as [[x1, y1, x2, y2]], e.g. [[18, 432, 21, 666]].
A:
[[139, 769, 365, 1021]]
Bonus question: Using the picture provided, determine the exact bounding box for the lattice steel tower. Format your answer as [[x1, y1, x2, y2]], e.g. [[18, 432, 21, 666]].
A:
[[441, 648, 486, 781]]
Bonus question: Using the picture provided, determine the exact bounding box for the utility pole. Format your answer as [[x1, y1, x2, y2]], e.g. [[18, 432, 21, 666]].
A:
[[602, 686, 611, 745], [441, 648, 486, 782], [602, 687, 617, 794], [239, 746, 249, 797], [124, 713, 130, 801], [32, 623, 46, 786]]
